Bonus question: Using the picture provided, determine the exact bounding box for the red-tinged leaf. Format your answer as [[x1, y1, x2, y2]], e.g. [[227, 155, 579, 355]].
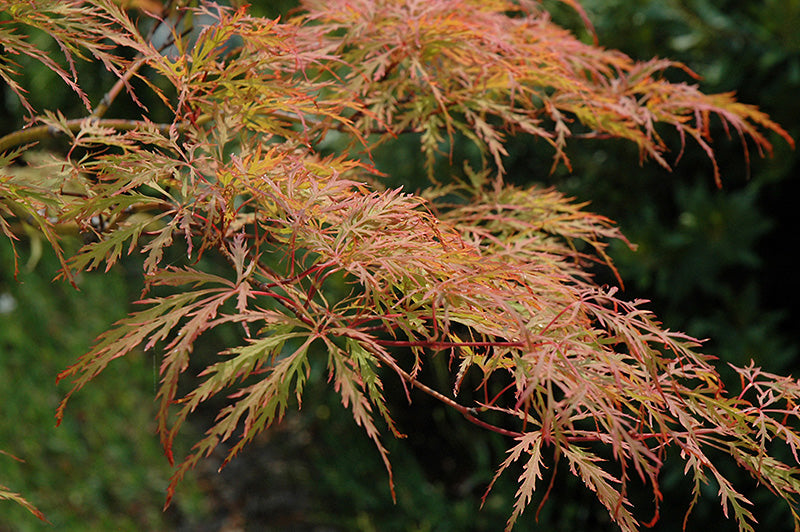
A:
[[510, 434, 545, 524], [325, 336, 397, 500], [0, 484, 49, 523], [711, 466, 756, 532], [141, 218, 179, 274], [67, 210, 171, 274], [56, 290, 210, 424], [0, 454, 47, 522], [57, 266, 248, 427], [563, 445, 639, 532], [229, 233, 258, 285], [165, 334, 313, 504], [481, 431, 544, 530], [484, 432, 538, 498]]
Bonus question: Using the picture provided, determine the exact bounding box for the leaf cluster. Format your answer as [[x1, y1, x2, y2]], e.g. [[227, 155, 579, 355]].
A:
[[0, 1, 798, 530]]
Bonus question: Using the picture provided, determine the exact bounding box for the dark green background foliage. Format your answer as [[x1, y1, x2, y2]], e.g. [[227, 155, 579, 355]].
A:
[[0, 242, 208, 530], [1, 0, 798, 530]]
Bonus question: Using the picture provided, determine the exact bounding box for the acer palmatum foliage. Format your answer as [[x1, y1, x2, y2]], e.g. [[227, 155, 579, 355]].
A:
[[0, 1, 797, 530]]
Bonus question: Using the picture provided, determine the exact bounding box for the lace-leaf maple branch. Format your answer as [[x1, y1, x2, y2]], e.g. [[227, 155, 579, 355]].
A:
[[1, 1, 797, 530]]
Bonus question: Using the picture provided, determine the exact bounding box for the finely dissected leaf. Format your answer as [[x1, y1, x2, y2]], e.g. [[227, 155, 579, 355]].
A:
[[0, 485, 48, 523], [0, 451, 47, 521], [165, 334, 314, 505], [0, 0, 147, 117], [0, 174, 74, 283], [483, 431, 545, 530], [302, 0, 792, 180], [66, 210, 172, 273], [324, 336, 398, 498], [563, 445, 638, 532]]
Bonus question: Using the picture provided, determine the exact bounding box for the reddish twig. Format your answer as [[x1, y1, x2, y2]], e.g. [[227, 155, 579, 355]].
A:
[[361, 338, 524, 438]]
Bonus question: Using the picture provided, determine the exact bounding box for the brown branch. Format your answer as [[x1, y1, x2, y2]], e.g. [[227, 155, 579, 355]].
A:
[[91, 56, 149, 120], [0, 7, 192, 155], [0, 118, 177, 153], [92, 2, 196, 120], [0, 105, 404, 155]]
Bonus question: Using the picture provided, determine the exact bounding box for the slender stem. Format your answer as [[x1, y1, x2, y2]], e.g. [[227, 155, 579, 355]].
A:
[[91, 56, 148, 120], [377, 339, 525, 349], [0, 5, 188, 155], [364, 340, 524, 438], [0, 106, 382, 155], [0, 118, 174, 153], [92, 0, 195, 120]]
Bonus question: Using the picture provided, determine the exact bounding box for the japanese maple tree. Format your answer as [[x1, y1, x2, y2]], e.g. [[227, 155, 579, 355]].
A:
[[1, 1, 798, 530]]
